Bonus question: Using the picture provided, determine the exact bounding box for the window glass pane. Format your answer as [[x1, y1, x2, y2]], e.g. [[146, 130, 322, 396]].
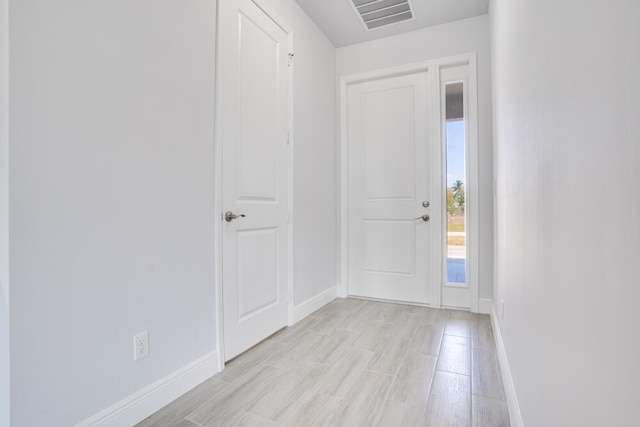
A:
[[445, 82, 466, 284]]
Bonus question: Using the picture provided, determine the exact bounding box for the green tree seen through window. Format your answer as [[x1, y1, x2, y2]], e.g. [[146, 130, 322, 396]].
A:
[[451, 180, 465, 212]]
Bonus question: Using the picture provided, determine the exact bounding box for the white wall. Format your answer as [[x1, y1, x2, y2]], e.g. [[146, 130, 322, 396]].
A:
[[337, 15, 494, 302], [7, 0, 337, 424], [267, 0, 338, 306], [0, 0, 10, 425], [491, 0, 640, 425], [9, 1, 217, 425]]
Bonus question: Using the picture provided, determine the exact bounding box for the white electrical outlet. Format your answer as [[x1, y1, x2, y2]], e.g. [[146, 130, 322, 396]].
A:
[[134, 331, 149, 361]]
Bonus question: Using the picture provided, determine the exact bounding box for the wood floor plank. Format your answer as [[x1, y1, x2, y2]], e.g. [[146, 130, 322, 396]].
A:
[[472, 395, 510, 427], [317, 347, 375, 398], [248, 361, 328, 420], [395, 304, 430, 316], [310, 298, 368, 326], [134, 378, 227, 427], [263, 331, 325, 369], [387, 353, 437, 406], [310, 301, 343, 318], [366, 334, 411, 376], [270, 315, 323, 344], [374, 400, 426, 426], [436, 335, 471, 376], [373, 302, 406, 324], [338, 304, 383, 332], [186, 365, 284, 426], [408, 322, 444, 356], [310, 309, 354, 335], [353, 321, 393, 352], [472, 348, 506, 400], [215, 339, 285, 384], [445, 309, 473, 338], [421, 307, 448, 325], [143, 299, 509, 427], [174, 419, 205, 427], [332, 297, 367, 313], [471, 314, 495, 350], [270, 390, 342, 426], [326, 370, 393, 426], [391, 313, 425, 339], [307, 328, 357, 365], [233, 412, 277, 426], [424, 371, 471, 427]]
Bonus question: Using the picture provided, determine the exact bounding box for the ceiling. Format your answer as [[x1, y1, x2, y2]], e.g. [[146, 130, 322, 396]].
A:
[[295, 0, 489, 47]]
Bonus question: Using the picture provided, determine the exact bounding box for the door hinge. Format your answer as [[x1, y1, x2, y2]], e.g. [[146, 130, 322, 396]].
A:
[[287, 131, 291, 145], [288, 53, 294, 67]]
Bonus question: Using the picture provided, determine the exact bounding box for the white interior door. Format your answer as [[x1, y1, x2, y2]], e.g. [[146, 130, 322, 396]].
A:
[[219, 0, 290, 361], [347, 71, 438, 304]]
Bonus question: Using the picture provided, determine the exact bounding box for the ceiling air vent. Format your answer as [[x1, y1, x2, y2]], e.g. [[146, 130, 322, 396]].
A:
[[350, 0, 415, 30]]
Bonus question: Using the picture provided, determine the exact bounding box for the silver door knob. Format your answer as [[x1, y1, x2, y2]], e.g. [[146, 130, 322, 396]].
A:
[[414, 214, 430, 222], [422, 201, 430, 208], [224, 211, 246, 222]]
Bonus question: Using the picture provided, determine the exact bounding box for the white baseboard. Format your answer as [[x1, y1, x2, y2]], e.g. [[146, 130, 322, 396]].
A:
[[479, 298, 492, 314], [75, 351, 218, 427], [490, 305, 524, 427], [293, 286, 338, 324]]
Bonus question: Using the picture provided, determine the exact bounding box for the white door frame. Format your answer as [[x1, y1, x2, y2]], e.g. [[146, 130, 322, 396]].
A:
[[338, 53, 479, 312], [214, 0, 295, 371]]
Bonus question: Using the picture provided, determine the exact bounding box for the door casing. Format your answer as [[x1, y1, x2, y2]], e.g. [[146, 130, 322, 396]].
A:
[[214, 0, 294, 370], [339, 53, 480, 312]]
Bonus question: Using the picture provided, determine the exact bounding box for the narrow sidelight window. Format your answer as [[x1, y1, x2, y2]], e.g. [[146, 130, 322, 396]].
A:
[[444, 82, 466, 285]]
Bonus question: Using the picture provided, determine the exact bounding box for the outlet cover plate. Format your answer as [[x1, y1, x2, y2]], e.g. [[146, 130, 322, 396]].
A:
[[134, 331, 149, 361]]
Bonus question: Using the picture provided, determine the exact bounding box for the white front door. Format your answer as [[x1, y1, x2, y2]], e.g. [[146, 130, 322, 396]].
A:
[[347, 70, 439, 304], [219, 0, 291, 361]]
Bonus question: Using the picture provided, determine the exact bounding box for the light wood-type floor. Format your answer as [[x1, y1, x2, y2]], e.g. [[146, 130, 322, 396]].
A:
[[137, 298, 510, 426]]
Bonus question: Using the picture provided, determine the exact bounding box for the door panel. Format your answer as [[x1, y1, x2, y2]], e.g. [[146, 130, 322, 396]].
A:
[[363, 220, 415, 275], [236, 228, 279, 319], [220, 0, 290, 361], [238, 12, 279, 201], [347, 71, 434, 304], [362, 87, 416, 200]]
